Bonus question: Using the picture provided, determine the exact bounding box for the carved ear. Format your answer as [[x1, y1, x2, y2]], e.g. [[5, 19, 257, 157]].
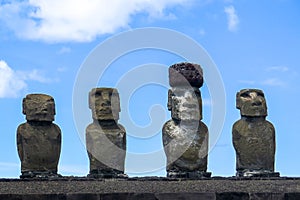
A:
[[22, 98, 27, 115], [115, 91, 121, 112], [236, 91, 242, 109], [167, 89, 172, 111], [118, 95, 121, 112], [52, 98, 56, 115], [198, 91, 202, 111], [88, 90, 93, 109]]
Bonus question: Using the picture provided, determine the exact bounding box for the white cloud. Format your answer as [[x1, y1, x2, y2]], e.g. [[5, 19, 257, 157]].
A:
[[16, 69, 53, 83], [57, 46, 71, 54], [0, 60, 53, 98], [0, 162, 19, 168], [266, 66, 289, 72], [0, 61, 27, 98], [0, 162, 19, 174], [57, 66, 68, 72], [199, 29, 206, 36], [59, 164, 88, 175], [239, 78, 287, 87], [238, 66, 295, 88], [224, 5, 239, 32], [238, 80, 255, 85], [261, 78, 286, 87], [0, 162, 19, 178], [0, 0, 192, 43]]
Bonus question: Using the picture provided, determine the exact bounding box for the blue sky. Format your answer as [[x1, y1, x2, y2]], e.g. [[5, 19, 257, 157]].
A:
[[0, 0, 300, 178]]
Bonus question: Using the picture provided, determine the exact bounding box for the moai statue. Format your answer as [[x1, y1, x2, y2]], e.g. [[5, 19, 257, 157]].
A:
[[17, 94, 62, 178], [232, 89, 280, 177], [86, 88, 127, 178], [162, 62, 211, 178]]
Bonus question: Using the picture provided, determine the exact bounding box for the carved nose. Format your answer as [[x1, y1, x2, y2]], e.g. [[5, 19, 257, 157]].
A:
[[102, 92, 110, 101], [101, 102, 110, 107], [41, 105, 48, 112], [252, 100, 262, 106]]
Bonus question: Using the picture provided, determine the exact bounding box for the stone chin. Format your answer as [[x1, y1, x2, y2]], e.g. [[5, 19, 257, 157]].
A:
[[26, 114, 54, 122], [240, 106, 267, 117], [92, 110, 119, 121], [93, 117, 119, 121], [172, 111, 202, 121]]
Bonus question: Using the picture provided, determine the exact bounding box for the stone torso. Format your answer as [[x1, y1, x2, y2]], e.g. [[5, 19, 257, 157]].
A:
[[17, 122, 61, 172], [232, 118, 275, 172], [163, 120, 208, 172], [86, 122, 126, 172]]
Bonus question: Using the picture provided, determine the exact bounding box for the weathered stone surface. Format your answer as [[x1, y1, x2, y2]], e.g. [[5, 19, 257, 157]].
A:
[[233, 89, 278, 177], [102, 193, 158, 200], [168, 87, 202, 121], [216, 192, 249, 200], [236, 89, 267, 117], [66, 193, 99, 200], [163, 120, 208, 175], [156, 193, 216, 200], [0, 192, 290, 200], [249, 193, 285, 200], [233, 118, 275, 174], [169, 62, 203, 88], [163, 63, 209, 178], [86, 88, 126, 178], [284, 193, 300, 200], [17, 94, 61, 178], [0, 193, 290, 200], [22, 94, 56, 122], [1, 178, 300, 199], [0, 194, 65, 200], [89, 88, 120, 121], [86, 122, 126, 177]]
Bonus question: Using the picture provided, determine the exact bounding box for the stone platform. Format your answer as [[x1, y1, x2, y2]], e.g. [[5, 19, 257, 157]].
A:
[[0, 177, 300, 199]]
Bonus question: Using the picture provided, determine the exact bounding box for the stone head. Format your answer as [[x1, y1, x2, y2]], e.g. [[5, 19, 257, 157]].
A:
[[236, 89, 267, 117], [169, 62, 203, 88], [22, 94, 55, 122], [168, 87, 202, 121], [89, 88, 120, 120]]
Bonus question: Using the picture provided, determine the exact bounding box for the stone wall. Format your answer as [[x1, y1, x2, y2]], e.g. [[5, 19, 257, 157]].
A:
[[0, 177, 300, 199]]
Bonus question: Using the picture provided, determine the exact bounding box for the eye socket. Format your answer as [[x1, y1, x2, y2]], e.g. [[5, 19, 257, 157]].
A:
[[94, 92, 101, 97], [46, 99, 54, 103], [257, 92, 265, 98], [240, 92, 250, 98]]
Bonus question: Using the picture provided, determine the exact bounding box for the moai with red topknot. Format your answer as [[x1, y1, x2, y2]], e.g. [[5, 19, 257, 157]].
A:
[[163, 62, 211, 178]]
